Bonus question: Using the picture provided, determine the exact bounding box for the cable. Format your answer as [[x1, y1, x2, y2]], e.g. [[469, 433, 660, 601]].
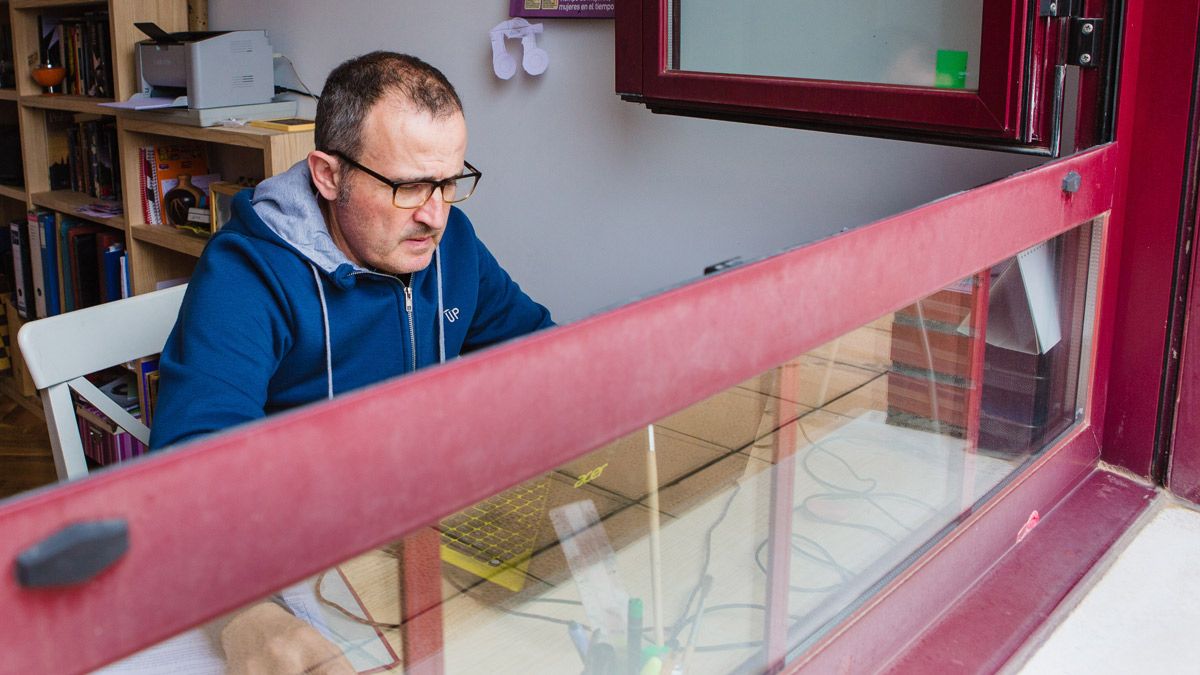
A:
[[275, 54, 319, 100], [665, 480, 743, 646], [275, 85, 318, 99]]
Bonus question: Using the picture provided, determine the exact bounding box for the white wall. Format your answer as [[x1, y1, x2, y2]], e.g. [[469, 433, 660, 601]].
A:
[[212, 1, 1039, 322]]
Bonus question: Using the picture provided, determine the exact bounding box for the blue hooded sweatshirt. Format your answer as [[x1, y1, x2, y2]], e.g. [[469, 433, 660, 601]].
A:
[[150, 161, 553, 450]]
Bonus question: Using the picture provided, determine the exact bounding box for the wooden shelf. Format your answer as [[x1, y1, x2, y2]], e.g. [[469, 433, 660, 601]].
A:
[[0, 184, 26, 202], [130, 223, 208, 258], [20, 95, 115, 115], [119, 117, 304, 150], [30, 190, 125, 229], [0, 89, 19, 102], [10, 0, 105, 9]]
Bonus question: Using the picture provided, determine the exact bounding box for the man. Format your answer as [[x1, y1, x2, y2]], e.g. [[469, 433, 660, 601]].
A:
[[149, 52, 554, 671], [151, 51, 553, 450]]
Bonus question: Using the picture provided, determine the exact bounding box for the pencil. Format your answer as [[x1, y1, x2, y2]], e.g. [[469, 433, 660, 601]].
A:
[[646, 424, 665, 647]]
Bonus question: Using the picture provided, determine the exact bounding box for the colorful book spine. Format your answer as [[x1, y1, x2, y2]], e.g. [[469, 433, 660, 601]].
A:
[[9, 219, 26, 318], [26, 212, 45, 319], [37, 211, 60, 317]]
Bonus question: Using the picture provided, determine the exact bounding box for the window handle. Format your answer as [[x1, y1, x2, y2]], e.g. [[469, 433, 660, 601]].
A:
[[15, 520, 129, 588]]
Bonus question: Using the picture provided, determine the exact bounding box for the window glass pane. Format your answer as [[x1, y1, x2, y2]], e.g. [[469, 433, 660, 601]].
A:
[[672, 0, 984, 91], [98, 220, 1101, 673]]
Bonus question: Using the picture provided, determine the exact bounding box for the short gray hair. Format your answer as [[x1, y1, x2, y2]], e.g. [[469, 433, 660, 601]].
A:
[[315, 51, 463, 162]]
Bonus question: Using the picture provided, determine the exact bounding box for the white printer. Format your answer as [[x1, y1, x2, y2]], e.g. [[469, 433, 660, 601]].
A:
[[134, 23, 274, 109]]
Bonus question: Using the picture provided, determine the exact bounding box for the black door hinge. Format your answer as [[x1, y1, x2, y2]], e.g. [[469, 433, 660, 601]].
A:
[[1040, 1, 1102, 68], [1068, 18, 1103, 68]]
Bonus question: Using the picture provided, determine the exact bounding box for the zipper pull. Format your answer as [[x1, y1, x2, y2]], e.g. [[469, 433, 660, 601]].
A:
[[404, 284, 413, 314]]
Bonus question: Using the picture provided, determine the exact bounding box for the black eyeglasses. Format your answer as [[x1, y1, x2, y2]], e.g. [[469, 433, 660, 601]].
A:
[[331, 151, 482, 209]]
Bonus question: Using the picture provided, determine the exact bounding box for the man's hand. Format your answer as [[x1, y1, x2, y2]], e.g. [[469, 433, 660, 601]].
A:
[[221, 601, 355, 675]]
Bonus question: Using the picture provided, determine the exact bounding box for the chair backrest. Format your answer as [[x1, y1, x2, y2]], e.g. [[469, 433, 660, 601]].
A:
[[17, 284, 187, 480]]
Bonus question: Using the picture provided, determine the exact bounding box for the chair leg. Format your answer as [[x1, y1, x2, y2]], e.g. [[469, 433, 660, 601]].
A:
[[42, 385, 89, 480]]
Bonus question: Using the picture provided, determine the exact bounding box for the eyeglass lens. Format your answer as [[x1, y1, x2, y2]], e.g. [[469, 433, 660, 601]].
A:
[[392, 174, 478, 209]]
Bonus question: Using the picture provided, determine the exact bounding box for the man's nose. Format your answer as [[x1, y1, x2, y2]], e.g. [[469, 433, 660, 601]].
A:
[[413, 187, 449, 228]]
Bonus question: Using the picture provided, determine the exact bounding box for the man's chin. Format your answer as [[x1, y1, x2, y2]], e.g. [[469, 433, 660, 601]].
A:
[[379, 252, 435, 276]]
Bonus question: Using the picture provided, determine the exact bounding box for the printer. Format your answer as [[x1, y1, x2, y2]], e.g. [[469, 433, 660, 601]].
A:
[[134, 25, 274, 109]]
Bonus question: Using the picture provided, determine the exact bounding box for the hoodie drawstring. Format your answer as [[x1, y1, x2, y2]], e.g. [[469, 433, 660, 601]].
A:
[[310, 264, 334, 400], [436, 246, 446, 364], [310, 250, 443, 401]]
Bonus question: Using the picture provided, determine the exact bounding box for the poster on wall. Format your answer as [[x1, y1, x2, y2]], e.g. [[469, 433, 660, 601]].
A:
[[510, 0, 614, 19]]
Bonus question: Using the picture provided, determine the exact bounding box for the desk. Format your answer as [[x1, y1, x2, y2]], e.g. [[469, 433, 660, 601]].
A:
[[102, 319, 1023, 674]]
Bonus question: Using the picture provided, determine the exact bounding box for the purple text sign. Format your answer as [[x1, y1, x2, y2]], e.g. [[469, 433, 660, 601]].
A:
[[510, 0, 614, 19]]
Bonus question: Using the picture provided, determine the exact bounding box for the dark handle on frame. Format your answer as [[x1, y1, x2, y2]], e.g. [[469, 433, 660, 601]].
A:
[[15, 520, 129, 588]]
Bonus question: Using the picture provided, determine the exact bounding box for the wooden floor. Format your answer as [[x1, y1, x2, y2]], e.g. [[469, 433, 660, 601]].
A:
[[0, 390, 56, 500]]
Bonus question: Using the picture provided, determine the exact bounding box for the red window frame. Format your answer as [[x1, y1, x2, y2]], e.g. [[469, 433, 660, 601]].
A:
[[6, 0, 1200, 671], [616, 0, 1063, 149]]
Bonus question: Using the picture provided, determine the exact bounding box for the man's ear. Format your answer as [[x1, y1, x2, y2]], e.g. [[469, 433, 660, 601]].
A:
[[308, 150, 341, 202]]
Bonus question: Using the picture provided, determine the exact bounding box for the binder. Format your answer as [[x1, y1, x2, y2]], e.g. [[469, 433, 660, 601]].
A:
[[38, 211, 60, 316], [100, 242, 123, 304], [10, 219, 27, 318], [26, 212, 45, 319]]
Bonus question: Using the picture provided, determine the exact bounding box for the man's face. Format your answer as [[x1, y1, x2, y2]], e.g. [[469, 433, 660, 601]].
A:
[[327, 99, 468, 275]]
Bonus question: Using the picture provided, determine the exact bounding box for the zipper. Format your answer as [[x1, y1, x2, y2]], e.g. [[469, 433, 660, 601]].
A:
[[352, 269, 419, 372], [403, 279, 416, 372]]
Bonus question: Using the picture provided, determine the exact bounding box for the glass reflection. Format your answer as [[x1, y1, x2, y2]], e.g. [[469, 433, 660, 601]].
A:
[[672, 0, 984, 90], [98, 222, 1099, 673]]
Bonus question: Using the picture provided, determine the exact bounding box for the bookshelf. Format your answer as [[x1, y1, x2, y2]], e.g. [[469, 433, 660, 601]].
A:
[[117, 118, 314, 293], [0, 0, 313, 406]]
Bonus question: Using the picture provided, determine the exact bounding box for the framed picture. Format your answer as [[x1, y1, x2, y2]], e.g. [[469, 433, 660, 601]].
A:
[[209, 182, 243, 235], [510, 0, 613, 19]]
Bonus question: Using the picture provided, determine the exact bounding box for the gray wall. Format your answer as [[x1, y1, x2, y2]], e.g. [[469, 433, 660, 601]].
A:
[[212, 1, 1039, 321]]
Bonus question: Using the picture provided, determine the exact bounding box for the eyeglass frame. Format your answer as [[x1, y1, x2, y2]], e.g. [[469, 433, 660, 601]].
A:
[[330, 150, 482, 209]]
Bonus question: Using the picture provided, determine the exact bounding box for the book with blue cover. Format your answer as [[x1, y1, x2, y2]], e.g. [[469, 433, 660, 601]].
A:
[[37, 210, 60, 316], [101, 242, 123, 304]]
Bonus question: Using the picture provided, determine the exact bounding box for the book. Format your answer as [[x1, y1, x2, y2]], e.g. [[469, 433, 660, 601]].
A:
[[66, 226, 101, 308], [135, 357, 159, 429], [139, 146, 159, 225], [248, 118, 315, 132], [94, 230, 121, 303], [0, 225, 12, 295], [152, 144, 208, 225], [100, 242, 124, 304], [37, 210, 60, 316], [119, 251, 129, 299], [26, 212, 45, 319], [57, 217, 85, 312], [10, 219, 29, 319]]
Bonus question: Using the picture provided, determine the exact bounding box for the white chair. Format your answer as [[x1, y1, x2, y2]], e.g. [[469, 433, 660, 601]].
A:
[[17, 285, 187, 480]]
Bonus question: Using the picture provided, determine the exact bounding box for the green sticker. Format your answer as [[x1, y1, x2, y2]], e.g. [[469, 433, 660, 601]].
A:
[[935, 50, 968, 89]]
